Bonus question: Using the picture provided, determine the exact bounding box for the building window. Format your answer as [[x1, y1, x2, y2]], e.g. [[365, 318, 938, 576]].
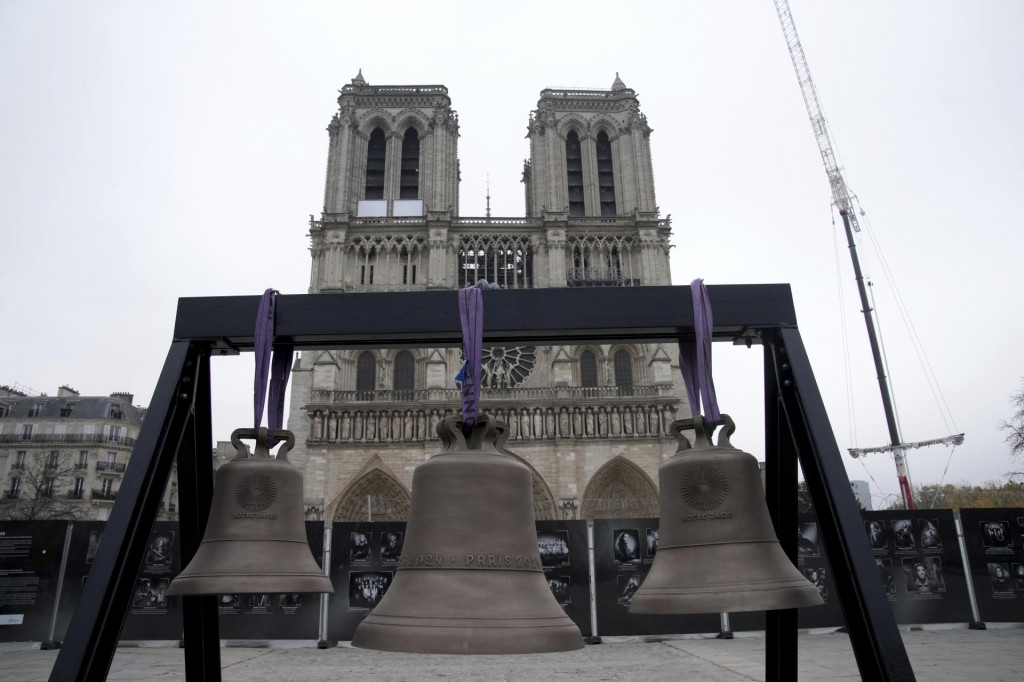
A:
[[77, 451, 88, 469], [7, 477, 20, 498], [13, 452, 26, 470], [41, 478, 54, 498], [47, 451, 59, 468], [109, 404, 124, 420], [28, 402, 43, 418], [59, 402, 76, 418], [72, 477, 84, 498], [101, 478, 113, 496], [566, 131, 584, 217], [402, 259, 417, 285], [365, 127, 387, 200], [106, 452, 116, 464], [614, 350, 634, 396], [393, 351, 415, 394], [21, 424, 32, 440], [596, 130, 616, 216], [0, 404, 8, 418], [356, 352, 376, 399], [580, 351, 598, 388], [399, 128, 419, 199], [107, 425, 122, 443]]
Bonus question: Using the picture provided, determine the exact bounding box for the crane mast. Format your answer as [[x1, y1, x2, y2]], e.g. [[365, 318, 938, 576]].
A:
[[772, 0, 917, 508]]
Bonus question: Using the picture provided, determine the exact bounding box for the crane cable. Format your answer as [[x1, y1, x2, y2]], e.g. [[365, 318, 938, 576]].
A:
[[928, 443, 961, 509], [858, 201, 960, 435]]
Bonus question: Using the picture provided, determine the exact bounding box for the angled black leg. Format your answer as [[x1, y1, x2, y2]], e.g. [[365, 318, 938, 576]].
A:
[[50, 341, 199, 682], [763, 345, 798, 682], [774, 328, 915, 681], [177, 349, 221, 681]]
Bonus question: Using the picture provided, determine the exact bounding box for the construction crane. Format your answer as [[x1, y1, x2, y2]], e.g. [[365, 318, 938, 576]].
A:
[[772, 0, 964, 509]]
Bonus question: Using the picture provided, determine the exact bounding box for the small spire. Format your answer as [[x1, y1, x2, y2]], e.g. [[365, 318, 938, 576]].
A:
[[351, 69, 367, 86], [486, 174, 492, 219], [611, 72, 627, 91]]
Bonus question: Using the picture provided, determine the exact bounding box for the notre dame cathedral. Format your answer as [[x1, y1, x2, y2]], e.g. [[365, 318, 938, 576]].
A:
[[285, 71, 688, 523]]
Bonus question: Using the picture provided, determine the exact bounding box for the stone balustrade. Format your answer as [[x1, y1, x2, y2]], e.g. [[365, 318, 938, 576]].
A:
[[306, 400, 679, 445], [309, 384, 675, 406]]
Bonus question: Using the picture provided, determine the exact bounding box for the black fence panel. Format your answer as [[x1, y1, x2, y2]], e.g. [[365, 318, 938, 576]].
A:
[[57, 521, 183, 641], [859, 510, 972, 625], [0, 520, 68, 642], [959, 508, 1024, 623], [536, 520, 590, 637], [56, 520, 325, 641]]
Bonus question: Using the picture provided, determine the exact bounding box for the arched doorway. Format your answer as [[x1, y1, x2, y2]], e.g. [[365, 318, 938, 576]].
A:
[[580, 456, 659, 520], [333, 468, 411, 522]]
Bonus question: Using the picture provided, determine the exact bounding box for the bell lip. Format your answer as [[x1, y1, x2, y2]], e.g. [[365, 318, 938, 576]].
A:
[[628, 580, 823, 615], [352, 620, 584, 655], [165, 574, 334, 597]]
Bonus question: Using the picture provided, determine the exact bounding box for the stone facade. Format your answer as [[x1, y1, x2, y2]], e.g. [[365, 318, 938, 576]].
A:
[[0, 385, 177, 520], [287, 72, 687, 523]]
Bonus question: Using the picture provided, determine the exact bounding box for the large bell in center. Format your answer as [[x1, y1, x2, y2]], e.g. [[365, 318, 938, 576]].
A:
[[166, 427, 333, 596], [352, 414, 583, 654], [629, 415, 823, 614]]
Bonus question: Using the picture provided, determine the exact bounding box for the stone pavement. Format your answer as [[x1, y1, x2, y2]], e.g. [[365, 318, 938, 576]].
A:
[[2, 627, 1021, 681]]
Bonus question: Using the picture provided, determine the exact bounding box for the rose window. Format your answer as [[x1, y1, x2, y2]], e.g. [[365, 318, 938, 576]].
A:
[[481, 346, 536, 388]]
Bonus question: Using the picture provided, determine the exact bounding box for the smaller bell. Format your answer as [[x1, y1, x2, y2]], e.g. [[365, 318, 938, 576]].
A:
[[629, 416, 822, 614], [166, 428, 333, 596]]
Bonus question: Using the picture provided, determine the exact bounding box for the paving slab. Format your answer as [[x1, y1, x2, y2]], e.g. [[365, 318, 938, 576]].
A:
[[2, 627, 1021, 681]]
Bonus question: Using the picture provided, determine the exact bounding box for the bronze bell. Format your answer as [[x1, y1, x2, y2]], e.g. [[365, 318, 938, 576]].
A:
[[352, 414, 583, 654], [166, 427, 333, 596], [629, 415, 822, 614]]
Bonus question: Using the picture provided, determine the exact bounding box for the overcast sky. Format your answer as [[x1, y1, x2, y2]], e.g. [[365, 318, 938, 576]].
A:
[[2, 1, 1021, 508]]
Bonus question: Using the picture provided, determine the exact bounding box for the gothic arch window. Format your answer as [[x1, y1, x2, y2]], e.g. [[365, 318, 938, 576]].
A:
[[580, 350, 598, 388], [566, 130, 585, 217], [614, 349, 633, 396], [333, 469, 411, 522], [356, 352, 376, 399], [399, 128, 419, 199], [566, 234, 637, 287], [393, 351, 415, 394], [596, 130, 616, 216], [580, 456, 660, 520], [365, 127, 386, 200], [359, 245, 376, 285], [458, 235, 533, 288]]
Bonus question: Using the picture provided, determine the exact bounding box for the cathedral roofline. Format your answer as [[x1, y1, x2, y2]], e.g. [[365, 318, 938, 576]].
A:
[[340, 83, 450, 97], [537, 86, 637, 102]]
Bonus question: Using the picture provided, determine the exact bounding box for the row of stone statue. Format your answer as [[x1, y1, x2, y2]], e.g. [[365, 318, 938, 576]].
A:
[[307, 403, 679, 443]]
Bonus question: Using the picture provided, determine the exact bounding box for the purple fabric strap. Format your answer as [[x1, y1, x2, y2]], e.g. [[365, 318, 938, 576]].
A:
[[254, 288, 293, 447], [678, 278, 721, 424], [458, 286, 483, 431]]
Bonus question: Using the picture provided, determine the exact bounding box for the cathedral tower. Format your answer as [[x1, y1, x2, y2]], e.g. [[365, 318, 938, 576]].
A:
[[289, 73, 685, 524]]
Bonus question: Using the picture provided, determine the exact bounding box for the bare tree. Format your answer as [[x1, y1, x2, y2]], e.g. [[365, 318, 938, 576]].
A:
[[1001, 378, 1024, 481], [0, 451, 88, 520]]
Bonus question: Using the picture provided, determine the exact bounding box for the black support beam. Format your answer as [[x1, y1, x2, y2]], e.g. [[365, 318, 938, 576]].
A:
[[176, 351, 221, 681], [764, 345, 800, 682], [773, 327, 915, 681], [50, 342, 200, 682], [174, 284, 797, 351]]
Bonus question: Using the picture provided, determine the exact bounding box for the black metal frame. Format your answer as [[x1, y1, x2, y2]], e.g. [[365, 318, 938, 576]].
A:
[[49, 284, 914, 681]]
